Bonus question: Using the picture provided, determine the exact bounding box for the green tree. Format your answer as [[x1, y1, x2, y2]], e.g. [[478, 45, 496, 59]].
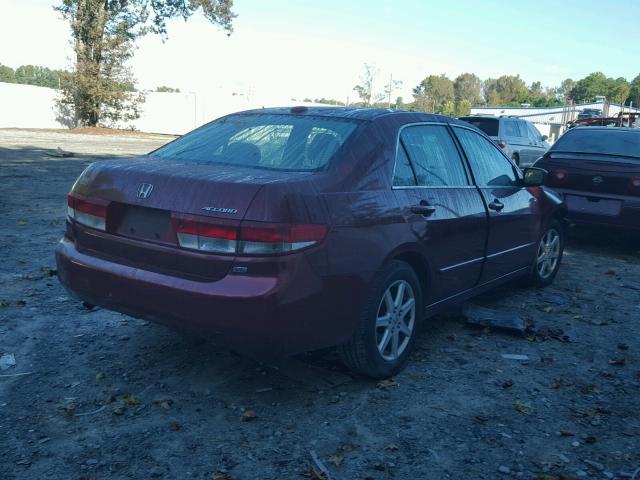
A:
[[559, 78, 576, 100], [609, 77, 630, 104], [629, 74, 640, 106], [0, 63, 15, 83], [413, 74, 454, 113], [572, 72, 612, 102], [453, 73, 482, 108], [483, 75, 528, 105], [55, 0, 235, 127], [156, 86, 180, 93]]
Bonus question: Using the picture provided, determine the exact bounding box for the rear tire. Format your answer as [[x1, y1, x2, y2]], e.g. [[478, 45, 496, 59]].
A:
[[338, 261, 422, 379], [523, 220, 564, 288]]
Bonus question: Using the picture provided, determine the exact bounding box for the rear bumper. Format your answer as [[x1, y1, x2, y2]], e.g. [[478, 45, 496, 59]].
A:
[[56, 236, 361, 358], [553, 188, 640, 231]]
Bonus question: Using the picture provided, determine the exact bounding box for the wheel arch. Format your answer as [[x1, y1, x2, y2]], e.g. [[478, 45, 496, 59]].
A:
[[382, 246, 431, 307]]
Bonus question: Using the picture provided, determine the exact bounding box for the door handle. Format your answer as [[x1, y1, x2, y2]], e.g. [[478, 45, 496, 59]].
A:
[[488, 199, 504, 212], [410, 201, 436, 216]]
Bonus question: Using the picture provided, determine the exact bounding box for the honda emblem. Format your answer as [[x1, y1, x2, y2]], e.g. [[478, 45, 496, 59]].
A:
[[137, 183, 154, 199], [592, 176, 603, 184]]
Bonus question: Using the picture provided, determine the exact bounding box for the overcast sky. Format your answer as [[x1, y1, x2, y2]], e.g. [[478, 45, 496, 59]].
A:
[[2, 0, 639, 103]]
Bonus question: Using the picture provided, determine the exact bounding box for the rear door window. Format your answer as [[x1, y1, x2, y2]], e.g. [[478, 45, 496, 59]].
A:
[[399, 125, 470, 187], [459, 117, 499, 136], [503, 120, 521, 137], [454, 127, 519, 187]]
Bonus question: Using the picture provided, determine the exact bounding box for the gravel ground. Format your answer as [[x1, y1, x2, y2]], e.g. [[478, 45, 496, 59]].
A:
[[1, 129, 639, 480]]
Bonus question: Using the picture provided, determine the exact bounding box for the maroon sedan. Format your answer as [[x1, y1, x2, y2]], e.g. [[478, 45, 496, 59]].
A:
[[57, 107, 566, 378], [535, 127, 640, 231]]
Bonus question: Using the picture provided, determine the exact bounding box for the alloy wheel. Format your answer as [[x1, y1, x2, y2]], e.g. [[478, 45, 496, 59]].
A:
[[536, 228, 560, 279], [375, 280, 416, 361]]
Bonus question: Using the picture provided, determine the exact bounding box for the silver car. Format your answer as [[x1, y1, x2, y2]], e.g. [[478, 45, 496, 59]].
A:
[[459, 116, 550, 166]]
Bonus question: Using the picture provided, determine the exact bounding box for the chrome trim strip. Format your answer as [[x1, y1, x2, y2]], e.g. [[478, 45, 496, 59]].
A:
[[486, 242, 535, 259], [393, 185, 478, 190], [440, 256, 485, 272], [425, 266, 529, 309]]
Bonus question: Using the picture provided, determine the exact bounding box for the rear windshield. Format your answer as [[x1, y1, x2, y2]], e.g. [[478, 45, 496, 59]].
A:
[[459, 117, 499, 136], [152, 113, 360, 171], [552, 129, 640, 159]]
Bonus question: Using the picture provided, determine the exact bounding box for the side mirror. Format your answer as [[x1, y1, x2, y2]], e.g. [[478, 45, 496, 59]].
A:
[[541, 135, 548, 141], [523, 167, 547, 187]]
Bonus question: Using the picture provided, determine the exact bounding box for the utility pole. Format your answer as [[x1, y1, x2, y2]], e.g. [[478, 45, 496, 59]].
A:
[[388, 73, 393, 109]]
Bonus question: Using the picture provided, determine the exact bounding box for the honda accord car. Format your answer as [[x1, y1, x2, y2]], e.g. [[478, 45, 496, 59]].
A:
[[57, 107, 566, 378], [535, 127, 640, 231]]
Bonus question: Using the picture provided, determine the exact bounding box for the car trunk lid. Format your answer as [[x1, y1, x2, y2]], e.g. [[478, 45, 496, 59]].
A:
[[542, 152, 640, 197], [68, 157, 324, 280]]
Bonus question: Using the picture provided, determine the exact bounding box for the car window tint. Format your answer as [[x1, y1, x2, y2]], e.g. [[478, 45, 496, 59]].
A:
[[503, 120, 521, 137], [527, 123, 541, 142], [551, 129, 640, 159], [393, 146, 417, 186], [454, 127, 518, 187], [229, 124, 293, 166], [459, 117, 499, 136], [400, 125, 469, 187], [153, 114, 360, 171]]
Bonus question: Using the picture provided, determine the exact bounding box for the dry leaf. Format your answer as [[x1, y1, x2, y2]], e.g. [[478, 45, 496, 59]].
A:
[[327, 453, 343, 466], [123, 395, 140, 406], [608, 358, 626, 366], [211, 471, 235, 480], [112, 406, 125, 415], [170, 421, 181, 431], [384, 443, 399, 451], [376, 378, 399, 389], [514, 401, 531, 415], [241, 410, 257, 422], [95, 372, 105, 380]]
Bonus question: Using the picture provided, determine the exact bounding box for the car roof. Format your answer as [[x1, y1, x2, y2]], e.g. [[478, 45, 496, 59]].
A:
[[234, 106, 467, 125]]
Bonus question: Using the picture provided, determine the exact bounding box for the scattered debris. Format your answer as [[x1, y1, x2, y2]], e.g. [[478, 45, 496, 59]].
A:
[[0, 353, 16, 370], [462, 303, 526, 334], [608, 358, 626, 366], [74, 405, 106, 417], [169, 421, 181, 431], [501, 354, 529, 361], [240, 410, 257, 422], [498, 465, 511, 474], [514, 401, 531, 415], [211, 472, 235, 480], [310, 449, 333, 480], [48, 146, 74, 157], [376, 378, 399, 389]]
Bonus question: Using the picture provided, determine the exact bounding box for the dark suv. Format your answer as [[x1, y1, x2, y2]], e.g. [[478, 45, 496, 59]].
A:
[[57, 108, 566, 378], [460, 115, 550, 167]]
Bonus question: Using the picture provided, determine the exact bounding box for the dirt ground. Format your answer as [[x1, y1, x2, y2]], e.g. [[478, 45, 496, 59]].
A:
[[1, 129, 639, 480]]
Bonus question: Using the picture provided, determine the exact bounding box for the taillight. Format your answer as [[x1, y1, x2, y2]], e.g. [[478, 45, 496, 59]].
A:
[[551, 169, 569, 185], [67, 192, 108, 231], [172, 214, 238, 254], [497, 141, 506, 149], [238, 222, 327, 255], [629, 176, 640, 195], [172, 214, 327, 255]]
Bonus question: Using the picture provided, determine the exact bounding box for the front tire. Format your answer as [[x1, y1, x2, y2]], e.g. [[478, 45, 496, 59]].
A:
[[524, 220, 564, 287], [339, 261, 422, 379]]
